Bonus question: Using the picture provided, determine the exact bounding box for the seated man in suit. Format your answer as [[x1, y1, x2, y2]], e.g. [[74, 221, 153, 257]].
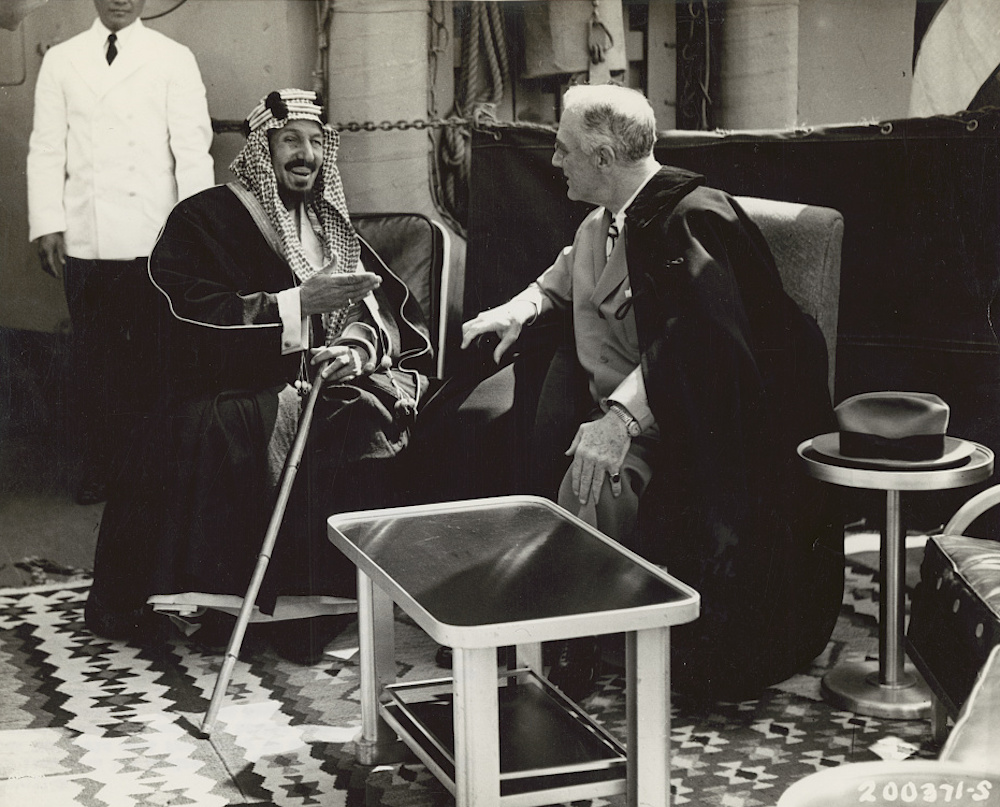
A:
[[461, 84, 844, 700], [86, 89, 435, 664]]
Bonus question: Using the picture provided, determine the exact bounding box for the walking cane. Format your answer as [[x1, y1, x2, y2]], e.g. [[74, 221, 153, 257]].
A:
[[200, 360, 330, 737]]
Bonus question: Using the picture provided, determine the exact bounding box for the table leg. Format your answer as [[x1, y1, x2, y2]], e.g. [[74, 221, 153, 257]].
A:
[[626, 627, 671, 807], [930, 694, 949, 745], [515, 642, 543, 675], [821, 489, 932, 719], [354, 571, 400, 765], [453, 646, 501, 807], [881, 489, 907, 685]]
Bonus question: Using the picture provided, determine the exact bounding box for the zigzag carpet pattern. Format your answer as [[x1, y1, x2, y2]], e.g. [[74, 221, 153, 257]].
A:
[[0, 555, 938, 807]]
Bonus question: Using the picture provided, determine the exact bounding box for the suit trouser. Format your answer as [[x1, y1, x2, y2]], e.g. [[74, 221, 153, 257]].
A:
[[557, 434, 656, 550], [63, 256, 155, 478], [531, 342, 658, 549]]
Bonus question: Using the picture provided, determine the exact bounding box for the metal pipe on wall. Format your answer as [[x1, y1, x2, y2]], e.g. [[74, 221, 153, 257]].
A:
[[719, 0, 799, 129], [325, 0, 434, 215]]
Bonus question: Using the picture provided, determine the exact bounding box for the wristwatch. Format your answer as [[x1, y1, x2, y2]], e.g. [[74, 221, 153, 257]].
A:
[[607, 401, 641, 437]]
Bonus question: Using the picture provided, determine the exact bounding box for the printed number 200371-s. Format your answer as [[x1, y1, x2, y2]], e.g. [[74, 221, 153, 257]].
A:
[[858, 780, 993, 803]]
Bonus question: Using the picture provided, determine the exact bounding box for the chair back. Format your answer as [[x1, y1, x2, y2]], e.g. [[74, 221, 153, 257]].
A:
[[735, 196, 843, 396], [351, 213, 454, 378]]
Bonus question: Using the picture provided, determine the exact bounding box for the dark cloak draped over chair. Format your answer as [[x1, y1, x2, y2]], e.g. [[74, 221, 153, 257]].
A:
[[449, 113, 1000, 534]]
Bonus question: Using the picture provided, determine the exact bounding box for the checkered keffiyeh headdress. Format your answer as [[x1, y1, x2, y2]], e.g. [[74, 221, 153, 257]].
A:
[[230, 89, 361, 340]]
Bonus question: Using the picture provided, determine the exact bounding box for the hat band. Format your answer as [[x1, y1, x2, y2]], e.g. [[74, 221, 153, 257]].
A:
[[840, 431, 945, 461]]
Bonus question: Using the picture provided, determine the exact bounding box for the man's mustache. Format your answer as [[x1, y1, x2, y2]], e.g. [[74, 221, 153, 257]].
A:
[[284, 159, 317, 172]]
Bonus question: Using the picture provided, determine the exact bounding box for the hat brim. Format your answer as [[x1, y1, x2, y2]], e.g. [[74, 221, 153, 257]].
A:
[[809, 433, 975, 470]]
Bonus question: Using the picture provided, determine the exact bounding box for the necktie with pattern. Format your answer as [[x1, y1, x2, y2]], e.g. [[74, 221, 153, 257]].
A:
[[106, 33, 118, 65], [606, 217, 620, 261]]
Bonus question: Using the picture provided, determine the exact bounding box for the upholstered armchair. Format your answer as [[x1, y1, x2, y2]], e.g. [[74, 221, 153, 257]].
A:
[[147, 212, 454, 734], [407, 195, 845, 509], [906, 485, 1000, 741], [733, 197, 843, 396], [777, 644, 1000, 807], [779, 485, 1000, 806]]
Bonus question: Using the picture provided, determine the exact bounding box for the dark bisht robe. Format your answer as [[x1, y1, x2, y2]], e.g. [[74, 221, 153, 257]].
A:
[[625, 167, 844, 699], [86, 185, 434, 638]]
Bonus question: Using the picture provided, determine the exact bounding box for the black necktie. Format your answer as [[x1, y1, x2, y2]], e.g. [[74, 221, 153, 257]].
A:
[[606, 217, 620, 261], [106, 33, 118, 65]]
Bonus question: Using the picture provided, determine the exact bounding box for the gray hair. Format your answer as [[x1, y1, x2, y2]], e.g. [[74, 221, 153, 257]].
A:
[[562, 85, 657, 163]]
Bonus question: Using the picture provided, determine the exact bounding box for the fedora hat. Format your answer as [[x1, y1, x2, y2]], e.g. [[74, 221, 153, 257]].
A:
[[809, 392, 975, 469], [837, 391, 949, 461]]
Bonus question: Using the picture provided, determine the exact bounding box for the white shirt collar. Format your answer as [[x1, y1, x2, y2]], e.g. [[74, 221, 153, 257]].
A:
[[92, 17, 142, 50], [609, 162, 662, 224]]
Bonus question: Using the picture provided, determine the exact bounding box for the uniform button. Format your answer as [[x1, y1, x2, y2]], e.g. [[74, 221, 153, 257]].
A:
[[600, 355, 609, 364]]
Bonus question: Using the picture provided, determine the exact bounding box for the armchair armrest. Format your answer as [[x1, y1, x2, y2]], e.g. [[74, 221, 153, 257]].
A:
[[777, 761, 999, 807], [778, 645, 1000, 807], [420, 316, 564, 416], [941, 643, 1000, 768]]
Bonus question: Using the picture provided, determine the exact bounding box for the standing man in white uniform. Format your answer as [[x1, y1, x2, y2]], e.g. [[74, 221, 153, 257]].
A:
[[27, 0, 214, 504]]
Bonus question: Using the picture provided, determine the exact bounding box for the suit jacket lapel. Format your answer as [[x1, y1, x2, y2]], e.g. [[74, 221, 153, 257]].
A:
[[102, 23, 150, 93], [67, 21, 109, 97], [590, 224, 629, 306], [68, 20, 150, 99], [591, 208, 609, 283]]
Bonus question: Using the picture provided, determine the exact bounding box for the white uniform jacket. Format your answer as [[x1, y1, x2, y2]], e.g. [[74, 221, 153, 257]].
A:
[[27, 18, 214, 260]]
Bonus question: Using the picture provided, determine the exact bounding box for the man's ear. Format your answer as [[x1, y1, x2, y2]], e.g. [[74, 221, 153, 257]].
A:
[[594, 143, 616, 169]]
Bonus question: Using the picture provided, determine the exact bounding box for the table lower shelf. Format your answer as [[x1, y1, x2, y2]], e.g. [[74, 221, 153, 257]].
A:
[[381, 670, 627, 801]]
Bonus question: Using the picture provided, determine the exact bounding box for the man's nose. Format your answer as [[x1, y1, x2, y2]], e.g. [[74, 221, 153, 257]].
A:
[[551, 151, 561, 168]]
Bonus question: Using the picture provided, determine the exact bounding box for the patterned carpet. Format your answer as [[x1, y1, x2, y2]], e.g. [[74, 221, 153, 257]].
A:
[[0, 551, 939, 807]]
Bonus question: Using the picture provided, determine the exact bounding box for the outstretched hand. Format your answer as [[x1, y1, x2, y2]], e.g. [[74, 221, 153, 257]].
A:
[[300, 270, 381, 316], [460, 300, 534, 364]]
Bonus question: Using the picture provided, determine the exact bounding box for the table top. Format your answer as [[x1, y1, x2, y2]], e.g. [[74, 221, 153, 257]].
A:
[[327, 496, 700, 647], [798, 436, 994, 491]]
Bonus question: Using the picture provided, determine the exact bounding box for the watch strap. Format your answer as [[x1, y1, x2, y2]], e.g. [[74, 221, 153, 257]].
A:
[[608, 401, 641, 436]]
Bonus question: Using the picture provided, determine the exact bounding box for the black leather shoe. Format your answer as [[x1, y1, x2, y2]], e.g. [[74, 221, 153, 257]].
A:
[[546, 637, 602, 702], [272, 615, 354, 666], [190, 610, 237, 653]]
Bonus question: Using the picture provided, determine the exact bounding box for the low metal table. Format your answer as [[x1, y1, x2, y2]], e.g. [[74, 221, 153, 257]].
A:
[[327, 495, 700, 807], [798, 436, 993, 719]]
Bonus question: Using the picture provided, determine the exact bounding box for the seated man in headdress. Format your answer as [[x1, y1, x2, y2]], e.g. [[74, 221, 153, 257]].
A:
[[85, 89, 434, 663]]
